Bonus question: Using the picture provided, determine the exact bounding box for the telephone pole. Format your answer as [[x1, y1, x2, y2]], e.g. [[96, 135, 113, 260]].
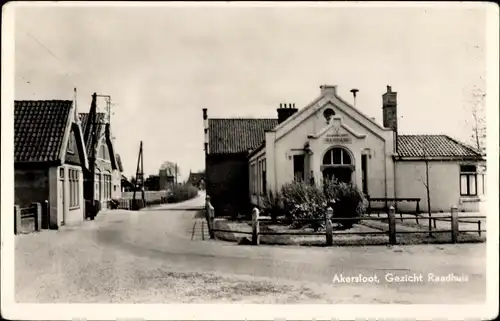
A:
[[132, 141, 145, 209]]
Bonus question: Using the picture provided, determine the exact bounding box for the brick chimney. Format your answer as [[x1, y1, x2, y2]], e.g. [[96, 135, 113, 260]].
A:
[[382, 85, 397, 132], [277, 103, 298, 124]]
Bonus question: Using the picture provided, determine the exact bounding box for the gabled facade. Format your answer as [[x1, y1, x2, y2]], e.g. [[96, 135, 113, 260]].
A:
[[80, 94, 123, 212], [247, 85, 486, 213], [14, 100, 89, 228]]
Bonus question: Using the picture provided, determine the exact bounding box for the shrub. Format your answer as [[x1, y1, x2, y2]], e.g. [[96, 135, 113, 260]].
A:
[[262, 190, 284, 223], [280, 180, 326, 231], [167, 183, 198, 203], [323, 178, 367, 229]]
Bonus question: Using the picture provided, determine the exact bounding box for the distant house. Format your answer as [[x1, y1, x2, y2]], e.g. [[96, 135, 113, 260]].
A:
[[121, 175, 134, 192], [204, 84, 486, 215], [202, 113, 277, 217], [80, 93, 122, 213], [159, 169, 175, 191], [145, 174, 161, 191], [14, 100, 89, 228], [187, 171, 205, 189]]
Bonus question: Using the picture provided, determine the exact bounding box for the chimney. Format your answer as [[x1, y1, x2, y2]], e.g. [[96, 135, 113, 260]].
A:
[[382, 85, 398, 151], [277, 102, 298, 124], [320, 85, 337, 96]]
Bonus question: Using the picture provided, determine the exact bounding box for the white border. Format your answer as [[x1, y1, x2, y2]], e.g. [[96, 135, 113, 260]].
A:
[[2, 2, 499, 320]]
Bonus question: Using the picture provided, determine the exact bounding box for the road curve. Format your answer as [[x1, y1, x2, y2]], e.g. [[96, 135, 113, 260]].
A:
[[15, 192, 486, 304]]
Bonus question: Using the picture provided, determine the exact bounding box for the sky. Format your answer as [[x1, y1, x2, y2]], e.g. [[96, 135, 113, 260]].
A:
[[12, 3, 488, 181]]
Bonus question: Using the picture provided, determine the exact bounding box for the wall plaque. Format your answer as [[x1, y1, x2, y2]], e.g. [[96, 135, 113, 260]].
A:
[[324, 133, 352, 144]]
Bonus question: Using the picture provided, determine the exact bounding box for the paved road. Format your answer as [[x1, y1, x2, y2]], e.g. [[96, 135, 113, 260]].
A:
[[15, 192, 486, 304]]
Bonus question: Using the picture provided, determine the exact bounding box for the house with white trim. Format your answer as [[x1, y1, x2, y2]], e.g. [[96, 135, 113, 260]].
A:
[[204, 84, 486, 215], [14, 100, 89, 228]]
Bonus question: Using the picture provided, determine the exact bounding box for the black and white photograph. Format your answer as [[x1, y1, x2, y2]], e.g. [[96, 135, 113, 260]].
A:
[[1, 1, 498, 320]]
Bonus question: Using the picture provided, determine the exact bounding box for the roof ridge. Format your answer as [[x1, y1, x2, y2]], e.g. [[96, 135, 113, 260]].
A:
[[444, 135, 483, 156]]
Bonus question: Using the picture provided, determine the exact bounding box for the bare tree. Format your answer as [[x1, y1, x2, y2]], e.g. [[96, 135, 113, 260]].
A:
[[470, 86, 487, 154], [417, 137, 432, 237], [160, 161, 181, 186]]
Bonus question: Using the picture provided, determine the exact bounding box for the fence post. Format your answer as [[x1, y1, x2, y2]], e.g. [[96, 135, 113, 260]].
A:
[[252, 207, 260, 246], [325, 207, 333, 246], [478, 220, 481, 237], [42, 200, 50, 229], [451, 206, 459, 243], [31, 202, 42, 232], [14, 205, 21, 235], [388, 206, 396, 245]]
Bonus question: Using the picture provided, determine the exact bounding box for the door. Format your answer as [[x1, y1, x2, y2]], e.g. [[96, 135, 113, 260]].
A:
[[59, 177, 65, 225], [322, 167, 352, 184]]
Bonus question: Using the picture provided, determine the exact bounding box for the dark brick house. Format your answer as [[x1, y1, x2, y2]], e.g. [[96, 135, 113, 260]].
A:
[[203, 109, 278, 217], [187, 171, 205, 189], [14, 100, 88, 228]]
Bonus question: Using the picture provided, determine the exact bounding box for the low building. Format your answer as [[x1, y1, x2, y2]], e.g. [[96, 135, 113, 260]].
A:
[[204, 84, 486, 214], [203, 112, 277, 217], [187, 171, 205, 189], [14, 100, 89, 228]]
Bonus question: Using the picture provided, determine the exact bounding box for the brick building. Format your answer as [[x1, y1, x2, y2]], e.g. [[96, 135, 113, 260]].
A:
[[14, 100, 89, 228], [203, 110, 277, 217]]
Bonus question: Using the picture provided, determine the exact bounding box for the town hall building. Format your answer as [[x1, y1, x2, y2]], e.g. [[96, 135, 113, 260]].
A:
[[204, 84, 486, 216]]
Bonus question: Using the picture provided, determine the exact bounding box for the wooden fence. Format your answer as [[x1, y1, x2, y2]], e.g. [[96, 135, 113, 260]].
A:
[[204, 196, 486, 246], [14, 202, 43, 235], [114, 197, 168, 210]]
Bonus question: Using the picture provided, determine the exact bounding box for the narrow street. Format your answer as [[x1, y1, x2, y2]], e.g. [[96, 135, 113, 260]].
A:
[[15, 192, 486, 304]]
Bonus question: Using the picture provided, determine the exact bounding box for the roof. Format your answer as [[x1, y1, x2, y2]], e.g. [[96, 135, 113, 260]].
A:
[[188, 172, 204, 184], [79, 112, 106, 156], [397, 135, 483, 158], [14, 100, 73, 163], [208, 118, 278, 155]]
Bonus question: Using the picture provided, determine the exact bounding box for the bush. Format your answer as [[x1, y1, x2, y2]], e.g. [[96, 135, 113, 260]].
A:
[[261, 190, 284, 223], [280, 181, 326, 231], [167, 183, 198, 203], [260, 179, 366, 230], [323, 178, 367, 229]]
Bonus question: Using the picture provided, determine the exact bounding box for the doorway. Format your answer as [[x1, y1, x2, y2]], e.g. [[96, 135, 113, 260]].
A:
[[323, 167, 353, 184]]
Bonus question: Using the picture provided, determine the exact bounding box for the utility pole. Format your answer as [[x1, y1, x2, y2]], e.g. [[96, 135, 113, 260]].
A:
[[175, 163, 178, 185], [132, 141, 145, 209], [89, 93, 98, 219]]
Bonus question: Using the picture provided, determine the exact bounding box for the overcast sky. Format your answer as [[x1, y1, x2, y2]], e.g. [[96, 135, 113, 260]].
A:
[[13, 3, 487, 180]]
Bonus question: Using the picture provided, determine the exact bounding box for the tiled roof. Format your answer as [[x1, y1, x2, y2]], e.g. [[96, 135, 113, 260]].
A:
[[397, 135, 483, 158], [188, 172, 204, 184], [79, 112, 106, 155], [14, 100, 72, 163], [208, 118, 278, 155]]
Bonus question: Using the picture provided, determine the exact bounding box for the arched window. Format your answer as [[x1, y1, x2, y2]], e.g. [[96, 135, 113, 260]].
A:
[[323, 147, 352, 165]]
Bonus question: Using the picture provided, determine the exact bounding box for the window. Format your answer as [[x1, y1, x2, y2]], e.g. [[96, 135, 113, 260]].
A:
[[262, 159, 267, 195], [460, 165, 477, 196], [69, 168, 80, 208], [361, 154, 368, 195], [293, 155, 305, 181], [67, 133, 75, 154], [251, 163, 256, 194], [323, 148, 352, 165]]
